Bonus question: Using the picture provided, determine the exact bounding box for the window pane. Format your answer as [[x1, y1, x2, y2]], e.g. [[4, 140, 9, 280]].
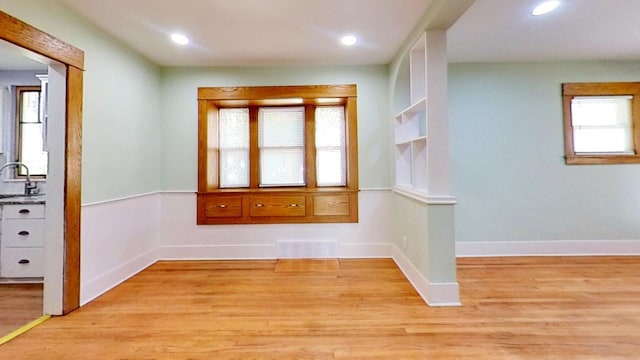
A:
[[571, 96, 631, 127], [573, 128, 632, 153], [315, 107, 344, 147], [571, 96, 633, 153], [19, 123, 48, 176], [316, 106, 346, 186], [260, 148, 305, 186], [259, 107, 305, 147], [20, 91, 40, 123], [219, 108, 249, 188], [259, 107, 305, 186]]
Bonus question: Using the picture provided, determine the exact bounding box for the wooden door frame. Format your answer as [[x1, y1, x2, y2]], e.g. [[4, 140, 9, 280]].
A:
[[0, 10, 83, 314]]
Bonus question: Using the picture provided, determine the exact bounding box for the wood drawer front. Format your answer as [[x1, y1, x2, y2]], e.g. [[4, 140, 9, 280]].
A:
[[2, 219, 45, 248], [2, 204, 45, 219], [249, 195, 306, 217], [204, 196, 242, 218], [313, 194, 350, 216], [0, 247, 44, 278]]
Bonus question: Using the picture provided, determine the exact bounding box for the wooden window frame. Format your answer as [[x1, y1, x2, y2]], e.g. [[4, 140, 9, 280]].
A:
[[15, 85, 47, 178], [563, 82, 640, 165], [197, 85, 358, 225]]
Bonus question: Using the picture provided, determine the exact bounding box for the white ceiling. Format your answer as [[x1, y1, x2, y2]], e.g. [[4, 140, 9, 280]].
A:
[[0, 39, 47, 70], [3, 0, 640, 69], [59, 0, 433, 67], [448, 0, 640, 63]]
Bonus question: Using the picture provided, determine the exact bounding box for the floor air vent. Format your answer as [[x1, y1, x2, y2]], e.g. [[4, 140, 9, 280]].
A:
[[277, 240, 338, 258]]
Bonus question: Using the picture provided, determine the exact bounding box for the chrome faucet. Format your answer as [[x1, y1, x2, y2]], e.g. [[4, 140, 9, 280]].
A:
[[0, 161, 39, 195]]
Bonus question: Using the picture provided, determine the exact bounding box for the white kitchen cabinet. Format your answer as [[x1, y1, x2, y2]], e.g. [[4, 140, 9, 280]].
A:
[[0, 203, 45, 278]]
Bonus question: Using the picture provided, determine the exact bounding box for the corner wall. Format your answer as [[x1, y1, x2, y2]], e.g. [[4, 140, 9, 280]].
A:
[[450, 62, 640, 256]]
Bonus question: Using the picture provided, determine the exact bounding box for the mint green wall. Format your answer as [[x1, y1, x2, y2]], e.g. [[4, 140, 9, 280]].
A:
[[0, 0, 162, 204], [159, 66, 390, 191], [450, 62, 640, 243]]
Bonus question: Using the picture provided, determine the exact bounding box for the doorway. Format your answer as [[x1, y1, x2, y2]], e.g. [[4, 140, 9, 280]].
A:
[[0, 10, 83, 321]]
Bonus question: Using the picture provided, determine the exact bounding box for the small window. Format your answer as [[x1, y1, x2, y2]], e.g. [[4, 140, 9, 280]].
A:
[[562, 83, 640, 164], [16, 86, 47, 177], [571, 96, 633, 153]]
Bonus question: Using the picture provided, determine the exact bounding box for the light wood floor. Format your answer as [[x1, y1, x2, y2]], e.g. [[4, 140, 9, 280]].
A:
[[0, 283, 42, 336], [1, 257, 639, 359]]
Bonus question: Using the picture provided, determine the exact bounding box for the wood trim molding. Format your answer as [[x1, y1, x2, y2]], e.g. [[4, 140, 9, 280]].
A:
[[562, 82, 640, 165], [1, 10, 84, 314], [197, 84, 359, 225], [63, 66, 83, 313], [198, 84, 356, 101], [0, 11, 84, 70]]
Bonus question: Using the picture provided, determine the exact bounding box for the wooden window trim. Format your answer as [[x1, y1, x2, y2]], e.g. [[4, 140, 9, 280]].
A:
[[15, 86, 46, 178], [197, 85, 358, 224], [562, 82, 640, 165]]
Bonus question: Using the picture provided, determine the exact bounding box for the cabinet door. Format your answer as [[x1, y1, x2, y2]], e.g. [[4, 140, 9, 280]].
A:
[[1, 248, 44, 278], [2, 219, 45, 247], [203, 196, 242, 218], [313, 194, 350, 216], [2, 204, 45, 219], [249, 195, 306, 217]]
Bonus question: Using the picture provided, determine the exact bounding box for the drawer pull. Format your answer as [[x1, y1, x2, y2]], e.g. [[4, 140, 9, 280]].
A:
[[18, 209, 30, 214], [255, 203, 264, 208], [289, 203, 300, 208], [18, 259, 30, 265], [218, 204, 227, 208], [18, 231, 30, 236]]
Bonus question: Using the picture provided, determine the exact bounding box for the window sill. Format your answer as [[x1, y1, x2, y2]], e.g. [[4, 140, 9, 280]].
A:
[[565, 154, 640, 165]]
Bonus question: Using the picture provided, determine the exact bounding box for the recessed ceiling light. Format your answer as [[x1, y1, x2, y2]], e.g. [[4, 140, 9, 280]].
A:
[[170, 33, 189, 45], [340, 35, 358, 46], [532, 1, 560, 16]]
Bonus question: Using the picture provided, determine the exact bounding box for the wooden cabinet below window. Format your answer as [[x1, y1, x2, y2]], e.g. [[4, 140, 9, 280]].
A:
[[197, 190, 357, 225]]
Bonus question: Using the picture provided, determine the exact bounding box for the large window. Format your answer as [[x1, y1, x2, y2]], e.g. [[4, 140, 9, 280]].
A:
[[563, 82, 640, 164], [15, 86, 47, 176], [217, 105, 346, 189], [197, 84, 358, 225]]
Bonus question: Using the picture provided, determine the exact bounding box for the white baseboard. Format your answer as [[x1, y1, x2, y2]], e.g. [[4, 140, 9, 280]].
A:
[[80, 248, 158, 305], [339, 242, 393, 258], [159, 244, 277, 260], [456, 240, 640, 257], [158, 242, 393, 260], [391, 245, 461, 306]]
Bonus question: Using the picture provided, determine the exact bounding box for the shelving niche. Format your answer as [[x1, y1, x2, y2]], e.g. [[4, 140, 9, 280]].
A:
[[394, 33, 428, 195]]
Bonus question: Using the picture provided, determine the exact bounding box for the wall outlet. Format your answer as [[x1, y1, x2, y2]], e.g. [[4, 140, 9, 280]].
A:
[[401, 236, 408, 249]]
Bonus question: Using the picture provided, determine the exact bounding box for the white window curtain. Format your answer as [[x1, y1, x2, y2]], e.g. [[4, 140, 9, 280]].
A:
[[571, 96, 633, 153], [219, 108, 250, 188], [315, 106, 346, 186], [258, 107, 305, 186]]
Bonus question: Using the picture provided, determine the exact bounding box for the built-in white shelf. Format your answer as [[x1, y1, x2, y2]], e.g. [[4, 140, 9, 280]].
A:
[[394, 33, 428, 196]]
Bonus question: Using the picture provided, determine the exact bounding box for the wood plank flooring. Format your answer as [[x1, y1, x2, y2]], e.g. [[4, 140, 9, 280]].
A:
[[0, 284, 42, 336], [0, 257, 639, 359]]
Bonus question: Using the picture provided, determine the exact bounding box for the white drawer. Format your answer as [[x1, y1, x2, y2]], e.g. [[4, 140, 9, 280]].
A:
[[0, 247, 44, 278], [2, 204, 45, 219], [1, 219, 45, 248]]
